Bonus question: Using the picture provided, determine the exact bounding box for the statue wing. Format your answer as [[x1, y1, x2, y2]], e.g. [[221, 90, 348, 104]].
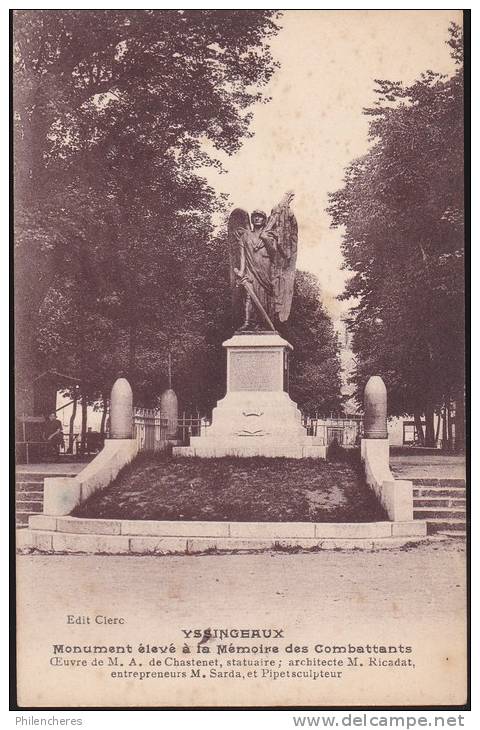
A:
[[279, 209, 298, 322], [228, 207, 250, 310], [266, 195, 298, 322]]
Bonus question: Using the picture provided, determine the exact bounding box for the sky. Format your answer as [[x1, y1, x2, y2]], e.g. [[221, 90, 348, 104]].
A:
[[203, 9, 461, 322]]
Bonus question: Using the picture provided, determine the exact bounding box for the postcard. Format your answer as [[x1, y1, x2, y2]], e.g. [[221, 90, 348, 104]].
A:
[[14, 9, 467, 709]]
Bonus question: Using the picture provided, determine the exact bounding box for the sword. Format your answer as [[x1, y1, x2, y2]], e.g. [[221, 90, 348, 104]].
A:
[[234, 271, 276, 331]]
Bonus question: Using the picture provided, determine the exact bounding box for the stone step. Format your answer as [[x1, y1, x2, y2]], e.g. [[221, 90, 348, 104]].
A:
[[16, 512, 35, 526], [413, 486, 466, 498], [413, 507, 466, 520], [436, 530, 467, 539], [16, 488, 43, 498], [413, 497, 466, 508], [411, 478, 466, 488], [15, 499, 43, 512], [16, 473, 73, 481], [16, 483, 44, 494], [15, 476, 45, 485], [15, 507, 43, 525], [425, 519, 467, 534], [413, 505, 465, 512], [15, 469, 45, 525]]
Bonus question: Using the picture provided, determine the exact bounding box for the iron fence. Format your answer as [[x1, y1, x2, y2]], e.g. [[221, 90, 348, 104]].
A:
[[177, 412, 209, 444], [132, 408, 362, 451], [301, 415, 363, 447], [133, 408, 169, 451], [133, 409, 209, 450]]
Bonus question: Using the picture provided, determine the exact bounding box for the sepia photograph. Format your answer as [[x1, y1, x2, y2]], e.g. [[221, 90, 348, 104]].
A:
[[12, 8, 467, 709]]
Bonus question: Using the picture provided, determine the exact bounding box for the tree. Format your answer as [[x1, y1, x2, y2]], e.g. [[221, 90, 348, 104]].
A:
[[327, 23, 464, 448], [13, 9, 281, 413], [14, 10, 344, 422], [282, 271, 344, 414], [14, 9, 280, 198]]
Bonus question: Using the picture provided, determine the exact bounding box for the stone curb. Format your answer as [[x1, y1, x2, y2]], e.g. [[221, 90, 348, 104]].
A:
[[27, 515, 427, 539], [17, 516, 428, 554], [16, 529, 431, 555]]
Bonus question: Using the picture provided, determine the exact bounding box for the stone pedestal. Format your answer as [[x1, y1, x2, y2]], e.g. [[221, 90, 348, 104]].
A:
[[173, 333, 326, 458]]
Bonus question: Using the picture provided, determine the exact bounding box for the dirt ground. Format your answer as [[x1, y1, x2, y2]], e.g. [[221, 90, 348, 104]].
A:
[[16, 539, 466, 626]]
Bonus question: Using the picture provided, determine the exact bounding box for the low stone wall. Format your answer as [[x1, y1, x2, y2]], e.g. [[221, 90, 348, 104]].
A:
[[361, 439, 413, 521], [43, 439, 138, 517], [17, 515, 427, 554], [174, 440, 326, 459]]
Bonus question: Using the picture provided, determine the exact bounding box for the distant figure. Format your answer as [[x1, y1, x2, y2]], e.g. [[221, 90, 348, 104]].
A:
[[86, 427, 102, 454], [327, 433, 344, 462], [43, 413, 63, 460]]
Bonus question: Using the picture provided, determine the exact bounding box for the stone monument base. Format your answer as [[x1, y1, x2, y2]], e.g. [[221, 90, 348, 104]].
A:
[[173, 333, 326, 459]]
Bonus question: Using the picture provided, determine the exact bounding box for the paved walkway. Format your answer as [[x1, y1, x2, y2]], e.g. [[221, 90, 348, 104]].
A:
[[390, 454, 466, 480], [16, 542, 467, 708]]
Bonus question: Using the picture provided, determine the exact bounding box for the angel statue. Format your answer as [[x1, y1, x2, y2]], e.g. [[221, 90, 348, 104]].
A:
[[228, 191, 298, 332]]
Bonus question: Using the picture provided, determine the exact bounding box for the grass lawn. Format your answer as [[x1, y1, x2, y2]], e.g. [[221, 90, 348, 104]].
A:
[[73, 450, 388, 523]]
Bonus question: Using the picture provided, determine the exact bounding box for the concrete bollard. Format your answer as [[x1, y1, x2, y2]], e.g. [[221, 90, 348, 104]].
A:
[[160, 388, 178, 440], [364, 375, 388, 439], [110, 377, 133, 439]]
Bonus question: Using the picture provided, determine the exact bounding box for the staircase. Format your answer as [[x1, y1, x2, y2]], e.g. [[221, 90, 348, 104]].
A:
[[16, 468, 84, 528], [412, 479, 466, 537], [15, 472, 47, 528]]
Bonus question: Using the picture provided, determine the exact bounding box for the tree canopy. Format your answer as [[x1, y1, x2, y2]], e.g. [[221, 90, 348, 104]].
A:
[[14, 9, 344, 423], [282, 272, 344, 415], [14, 9, 280, 410], [327, 22, 464, 446]]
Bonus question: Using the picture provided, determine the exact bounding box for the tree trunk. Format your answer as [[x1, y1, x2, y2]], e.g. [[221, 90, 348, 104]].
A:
[[447, 399, 454, 452], [80, 393, 88, 454], [68, 395, 78, 454], [442, 403, 449, 451], [100, 393, 108, 436], [434, 409, 441, 445], [454, 388, 465, 453], [424, 403, 435, 448], [128, 314, 137, 393], [414, 411, 425, 446]]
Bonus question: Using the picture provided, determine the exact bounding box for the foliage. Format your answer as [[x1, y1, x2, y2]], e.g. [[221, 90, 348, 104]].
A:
[[13, 9, 280, 410], [282, 271, 344, 414], [14, 10, 344, 418], [327, 23, 464, 444]]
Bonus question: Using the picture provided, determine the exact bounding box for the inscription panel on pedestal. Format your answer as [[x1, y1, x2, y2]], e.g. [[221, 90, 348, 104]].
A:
[[229, 351, 280, 391]]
